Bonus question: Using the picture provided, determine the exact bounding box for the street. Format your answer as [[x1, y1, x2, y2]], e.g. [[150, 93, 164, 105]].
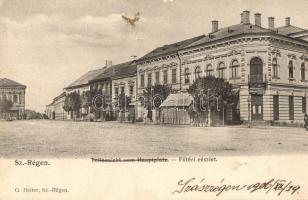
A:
[[0, 120, 308, 158]]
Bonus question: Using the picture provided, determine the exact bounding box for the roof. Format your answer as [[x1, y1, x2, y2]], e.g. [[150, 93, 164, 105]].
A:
[[186, 23, 271, 48], [160, 93, 193, 108], [91, 61, 136, 82], [53, 92, 66, 101], [111, 62, 137, 80], [138, 35, 205, 61], [0, 78, 26, 88], [65, 68, 105, 89], [276, 25, 306, 35]]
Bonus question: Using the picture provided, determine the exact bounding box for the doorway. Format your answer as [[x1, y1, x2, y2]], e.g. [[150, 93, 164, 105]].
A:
[[251, 94, 263, 121]]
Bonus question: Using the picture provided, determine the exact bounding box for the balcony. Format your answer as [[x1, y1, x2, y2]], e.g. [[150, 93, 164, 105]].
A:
[[248, 74, 267, 91]]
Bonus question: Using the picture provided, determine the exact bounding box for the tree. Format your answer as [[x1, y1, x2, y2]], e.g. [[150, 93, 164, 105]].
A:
[[140, 84, 174, 109], [118, 93, 131, 111], [63, 92, 82, 119], [0, 97, 13, 113], [188, 76, 239, 126], [188, 76, 238, 112]]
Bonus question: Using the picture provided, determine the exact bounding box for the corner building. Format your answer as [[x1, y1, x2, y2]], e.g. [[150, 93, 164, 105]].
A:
[[137, 11, 308, 124]]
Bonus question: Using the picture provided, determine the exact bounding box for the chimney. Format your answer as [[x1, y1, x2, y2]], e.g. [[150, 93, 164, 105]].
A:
[[103, 60, 112, 69], [285, 17, 290, 26], [255, 13, 261, 26], [268, 17, 275, 31], [212, 20, 218, 32], [241, 10, 250, 24]]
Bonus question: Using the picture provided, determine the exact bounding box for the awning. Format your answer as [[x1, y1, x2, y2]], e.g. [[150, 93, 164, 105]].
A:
[[160, 93, 193, 108]]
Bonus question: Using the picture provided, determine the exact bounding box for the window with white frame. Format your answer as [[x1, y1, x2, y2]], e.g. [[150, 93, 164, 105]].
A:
[[184, 68, 190, 84], [194, 66, 201, 80], [272, 58, 279, 78], [155, 71, 160, 85], [163, 70, 168, 84], [301, 62, 305, 81], [140, 74, 145, 87], [148, 73, 152, 87], [171, 69, 176, 84], [205, 64, 213, 76], [231, 60, 240, 79], [217, 62, 225, 79], [289, 60, 294, 79]]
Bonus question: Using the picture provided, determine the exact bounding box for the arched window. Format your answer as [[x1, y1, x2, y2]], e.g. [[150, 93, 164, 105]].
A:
[[205, 64, 213, 76], [301, 62, 306, 81], [250, 57, 263, 83], [231, 60, 240, 79], [184, 68, 190, 84], [217, 62, 225, 79], [272, 58, 279, 78], [194, 66, 201, 79], [289, 61, 294, 79]]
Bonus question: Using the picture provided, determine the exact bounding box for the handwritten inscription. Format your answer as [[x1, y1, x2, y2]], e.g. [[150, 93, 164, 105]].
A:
[[172, 177, 300, 196]]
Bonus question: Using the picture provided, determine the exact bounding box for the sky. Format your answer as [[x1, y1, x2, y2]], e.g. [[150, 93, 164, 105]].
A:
[[0, 0, 307, 112]]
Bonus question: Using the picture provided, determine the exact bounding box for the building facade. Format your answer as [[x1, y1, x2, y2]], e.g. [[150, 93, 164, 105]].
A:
[[111, 62, 137, 121], [45, 92, 67, 120], [136, 10, 308, 125], [90, 61, 137, 121], [136, 36, 204, 119], [0, 78, 26, 119]]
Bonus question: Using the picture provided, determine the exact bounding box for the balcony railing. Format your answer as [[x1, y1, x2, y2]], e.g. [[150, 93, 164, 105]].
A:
[[249, 74, 267, 83], [248, 74, 267, 90]]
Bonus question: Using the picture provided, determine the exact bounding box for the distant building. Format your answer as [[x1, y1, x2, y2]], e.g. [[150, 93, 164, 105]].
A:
[[90, 61, 137, 121], [0, 78, 26, 119], [64, 67, 106, 119], [45, 92, 66, 120]]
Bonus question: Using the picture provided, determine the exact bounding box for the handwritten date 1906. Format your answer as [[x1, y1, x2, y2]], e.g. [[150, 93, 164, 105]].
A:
[[172, 177, 300, 197]]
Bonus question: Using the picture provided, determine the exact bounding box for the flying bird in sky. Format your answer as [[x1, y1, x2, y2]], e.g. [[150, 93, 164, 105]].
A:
[[121, 12, 141, 27]]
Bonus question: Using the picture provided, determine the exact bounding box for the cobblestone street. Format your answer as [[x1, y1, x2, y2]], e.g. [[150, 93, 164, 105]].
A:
[[1, 120, 308, 158]]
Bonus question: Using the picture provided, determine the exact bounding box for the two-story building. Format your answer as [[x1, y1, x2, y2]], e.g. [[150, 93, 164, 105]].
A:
[[136, 10, 308, 125], [179, 11, 308, 124], [0, 78, 26, 119], [135, 36, 205, 119], [90, 61, 137, 121], [64, 67, 106, 119]]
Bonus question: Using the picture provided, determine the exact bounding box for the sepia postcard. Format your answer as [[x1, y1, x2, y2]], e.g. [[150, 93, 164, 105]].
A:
[[0, 0, 308, 199]]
